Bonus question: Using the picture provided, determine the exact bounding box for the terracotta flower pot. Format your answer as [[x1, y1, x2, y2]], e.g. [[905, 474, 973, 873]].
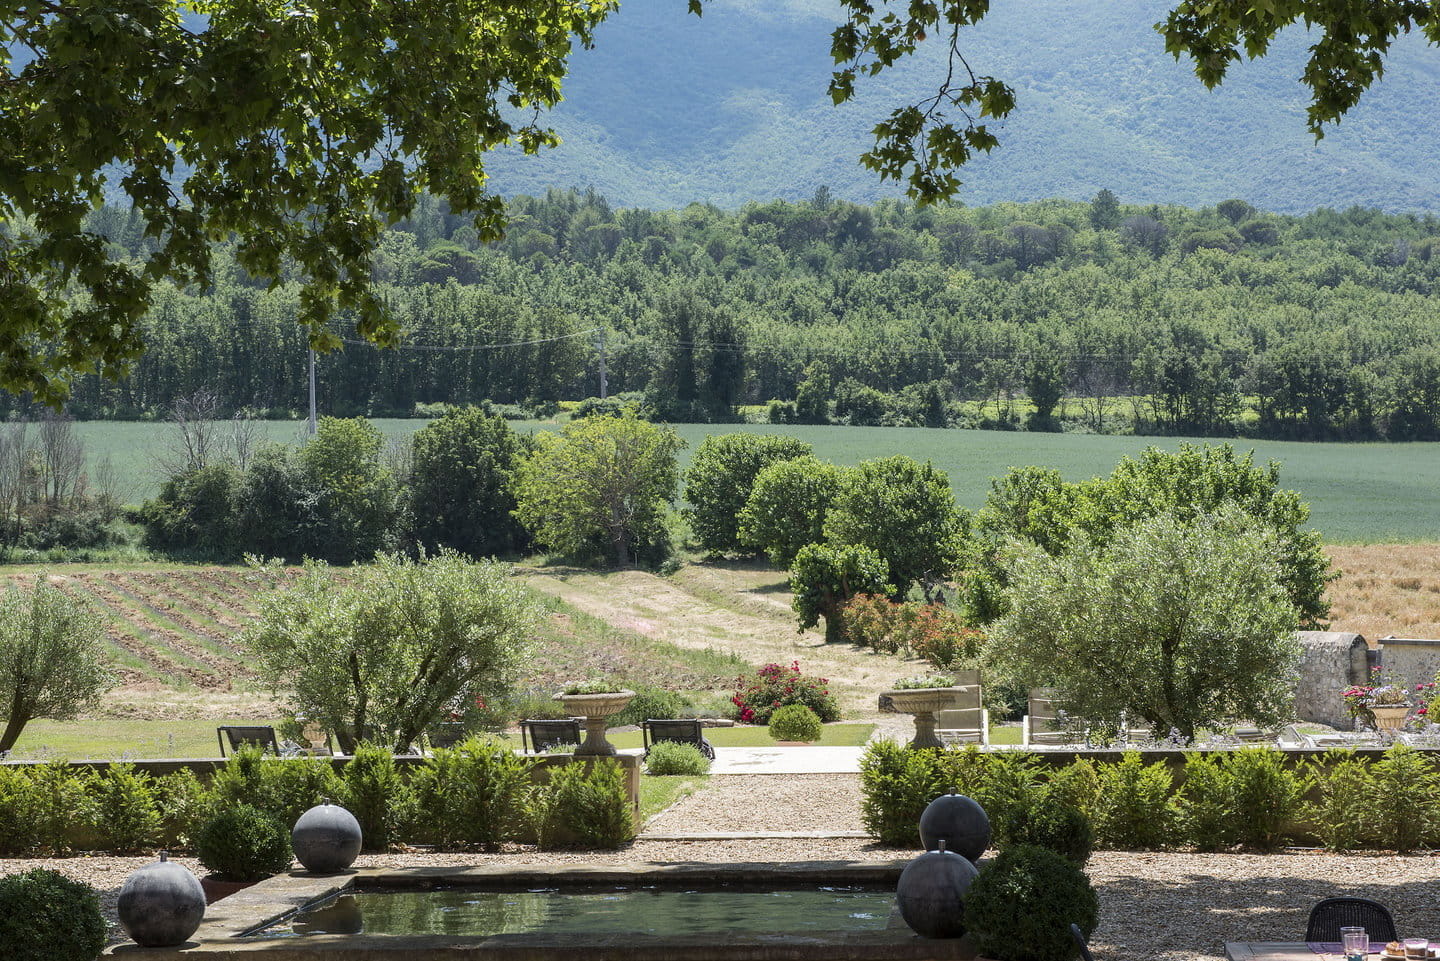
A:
[[1371, 704, 1411, 731]]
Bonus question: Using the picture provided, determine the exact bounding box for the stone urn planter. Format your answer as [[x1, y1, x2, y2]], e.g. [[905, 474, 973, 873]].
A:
[[1371, 704, 1411, 731], [880, 687, 964, 750], [553, 689, 634, 756]]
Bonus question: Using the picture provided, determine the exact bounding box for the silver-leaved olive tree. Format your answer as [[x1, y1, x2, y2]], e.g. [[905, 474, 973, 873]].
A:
[[243, 550, 538, 753], [0, 574, 114, 753], [992, 507, 1302, 743]]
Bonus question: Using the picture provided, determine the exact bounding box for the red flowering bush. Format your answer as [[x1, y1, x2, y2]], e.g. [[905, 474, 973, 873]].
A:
[[732, 661, 840, 724], [838, 594, 983, 671]]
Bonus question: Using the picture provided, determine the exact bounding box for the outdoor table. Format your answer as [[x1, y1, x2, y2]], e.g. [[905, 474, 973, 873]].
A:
[[1227, 942, 1399, 961]]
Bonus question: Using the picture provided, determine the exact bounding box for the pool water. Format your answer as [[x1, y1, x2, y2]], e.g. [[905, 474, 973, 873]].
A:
[[258, 886, 897, 939]]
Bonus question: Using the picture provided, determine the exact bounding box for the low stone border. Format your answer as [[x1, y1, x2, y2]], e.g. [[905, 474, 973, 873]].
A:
[[106, 860, 980, 960]]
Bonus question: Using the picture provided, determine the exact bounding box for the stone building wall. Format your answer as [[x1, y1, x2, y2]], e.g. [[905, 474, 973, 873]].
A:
[[1377, 636, 1440, 695], [1295, 631, 1368, 730]]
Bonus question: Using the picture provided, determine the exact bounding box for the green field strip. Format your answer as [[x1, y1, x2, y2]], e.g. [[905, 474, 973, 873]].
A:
[[108, 572, 249, 658], [49, 582, 172, 682], [65, 578, 222, 683], [91, 575, 244, 672], [165, 570, 264, 621]]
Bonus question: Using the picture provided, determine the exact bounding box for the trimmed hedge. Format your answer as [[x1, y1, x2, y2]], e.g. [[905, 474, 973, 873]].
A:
[[861, 741, 1440, 852]]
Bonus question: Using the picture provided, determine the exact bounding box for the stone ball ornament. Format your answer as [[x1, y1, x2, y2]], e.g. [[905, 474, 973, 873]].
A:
[[291, 799, 363, 874], [116, 851, 206, 947], [919, 791, 990, 862], [896, 840, 979, 939]]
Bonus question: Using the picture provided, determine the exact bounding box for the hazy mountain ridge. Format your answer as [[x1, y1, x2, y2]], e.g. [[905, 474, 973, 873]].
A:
[[482, 0, 1440, 213]]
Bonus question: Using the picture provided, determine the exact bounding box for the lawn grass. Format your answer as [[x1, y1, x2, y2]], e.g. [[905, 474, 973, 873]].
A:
[[638, 775, 708, 823], [7, 717, 277, 760], [78, 419, 1440, 542], [607, 723, 875, 750]]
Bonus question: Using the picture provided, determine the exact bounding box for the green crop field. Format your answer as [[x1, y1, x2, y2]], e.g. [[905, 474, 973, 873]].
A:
[[78, 420, 1440, 543]]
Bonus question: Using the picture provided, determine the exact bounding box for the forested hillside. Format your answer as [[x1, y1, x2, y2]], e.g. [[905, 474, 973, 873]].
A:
[[478, 0, 1440, 213], [46, 189, 1440, 441]]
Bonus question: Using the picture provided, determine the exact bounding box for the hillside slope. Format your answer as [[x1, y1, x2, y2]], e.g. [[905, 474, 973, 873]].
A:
[[483, 0, 1440, 213]]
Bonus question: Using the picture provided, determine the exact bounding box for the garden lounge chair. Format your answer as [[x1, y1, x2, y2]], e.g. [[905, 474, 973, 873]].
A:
[[936, 670, 988, 745], [520, 718, 582, 754], [1023, 688, 1072, 745], [641, 718, 716, 760], [217, 725, 280, 757], [1305, 897, 1397, 943]]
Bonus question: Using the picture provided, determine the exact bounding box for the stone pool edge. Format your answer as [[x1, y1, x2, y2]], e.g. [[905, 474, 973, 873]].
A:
[[105, 859, 979, 960]]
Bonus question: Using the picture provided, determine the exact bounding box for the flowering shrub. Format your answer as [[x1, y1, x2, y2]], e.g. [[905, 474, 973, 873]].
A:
[[731, 661, 839, 724], [1343, 667, 1418, 726], [838, 594, 984, 670]]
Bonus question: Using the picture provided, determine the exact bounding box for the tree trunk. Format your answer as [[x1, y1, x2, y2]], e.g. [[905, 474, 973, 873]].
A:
[[0, 690, 29, 753]]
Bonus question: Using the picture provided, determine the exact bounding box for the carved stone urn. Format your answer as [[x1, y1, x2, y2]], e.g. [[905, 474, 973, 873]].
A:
[[879, 687, 964, 750], [553, 689, 635, 755]]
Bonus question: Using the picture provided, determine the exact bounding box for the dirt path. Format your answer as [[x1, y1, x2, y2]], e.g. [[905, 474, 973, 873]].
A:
[[521, 565, 924, 718]]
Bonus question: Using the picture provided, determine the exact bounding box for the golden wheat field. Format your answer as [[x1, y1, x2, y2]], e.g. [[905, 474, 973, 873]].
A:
[[1326, 543, 1440, 641]]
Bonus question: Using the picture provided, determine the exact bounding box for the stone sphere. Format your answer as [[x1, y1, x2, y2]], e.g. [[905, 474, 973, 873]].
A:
[[116, 852, 206, 947], [919, 792, 990, 862], [291, 801, 363, 874], [896, 843, 979, 939]]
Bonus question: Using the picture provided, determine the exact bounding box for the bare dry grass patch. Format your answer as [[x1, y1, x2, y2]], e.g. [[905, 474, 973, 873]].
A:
[[1326, 543, 1440, 641]]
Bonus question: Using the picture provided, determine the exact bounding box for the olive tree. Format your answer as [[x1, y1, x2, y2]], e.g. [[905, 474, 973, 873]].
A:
[[243, 551, 538, 753], [991, 509, 1301, 743], [0, 575, 114, 753], [683, 433, 811, 555], [513, 413, 683, 568]]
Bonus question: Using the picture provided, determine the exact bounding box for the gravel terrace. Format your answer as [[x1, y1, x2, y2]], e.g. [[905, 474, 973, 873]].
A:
[[9, 772, 1440, 960]]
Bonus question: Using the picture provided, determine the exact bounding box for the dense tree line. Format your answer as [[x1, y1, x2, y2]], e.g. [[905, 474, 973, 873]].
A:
[[38, 189, 1440, 441]]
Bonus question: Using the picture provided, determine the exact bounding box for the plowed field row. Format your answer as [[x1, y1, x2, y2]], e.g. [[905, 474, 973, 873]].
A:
[[4, 568, 262, 689]]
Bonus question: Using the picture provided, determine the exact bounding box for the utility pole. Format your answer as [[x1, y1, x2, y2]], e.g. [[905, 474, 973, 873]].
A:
[[596, 329, 608, 399], [307, 348, 317, 436]]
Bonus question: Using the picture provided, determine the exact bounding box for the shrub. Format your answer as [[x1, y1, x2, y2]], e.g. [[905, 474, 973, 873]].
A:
[[1001, 795, 1094, 866], [1369, 745, 1440, 853], [839, 593, 901, 653], [790, 543, 891, 643], [645, 741, 711, 776], [0, 766, 35, 854], [210, 744, 277, 813], [0, 868, 108, 961], [731, 661, 839, 725], [1043, 758, 1100, 822], [155, 768, 211, 850], [266, 758, 347, 827], [612, 688, 695, 728], [530, 759, 635, 850], [195, 804, 293, 882], [94, 763, 162, 853], [859, 739, 946, 846], [965, 844, 1099, 961], [1176, 753, 1234, 851], [410, 738, 533, 849], [27, 760, 92, 854], [769, 704, 823, 742], [342, 744, 411, 851], [1226, 748, 1307, 851], [968, 750, 1042, 840], [892, 603, 983, 671], [1305, 750, 1374, 852], [1093, 753, 1175, 849]]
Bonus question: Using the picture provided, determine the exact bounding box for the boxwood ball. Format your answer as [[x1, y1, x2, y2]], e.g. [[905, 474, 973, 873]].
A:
[[291, 801, 363, 874], [919, 792, 990, 862], [896, 842, 979, 939], [116, 852, 206, 947]]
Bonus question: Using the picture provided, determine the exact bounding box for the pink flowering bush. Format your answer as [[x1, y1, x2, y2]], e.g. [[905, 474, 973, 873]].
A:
[[732, 661, 840, 724]]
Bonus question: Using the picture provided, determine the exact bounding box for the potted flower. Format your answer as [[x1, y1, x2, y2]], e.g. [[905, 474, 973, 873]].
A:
[[554, 680, 634, 756], [880, 674, 965, 749], [1343, 668, 1413, 732]]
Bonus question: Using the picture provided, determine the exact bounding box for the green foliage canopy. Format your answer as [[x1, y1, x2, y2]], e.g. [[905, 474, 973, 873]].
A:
[[992, 509, 1302, 742], [513, 412, 683, 568], [0, 574, 114, 753], [409, 406, 529, 558], [790, 543, 891, 643], [683, 432, 811, 555], [738, 455, 849, 568], [243, 551, 539, 753]]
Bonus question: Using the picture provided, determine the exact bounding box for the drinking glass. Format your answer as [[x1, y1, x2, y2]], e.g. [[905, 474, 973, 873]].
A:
[[1403, 939, 1428, 959], [1341, 926, 1368, 961]]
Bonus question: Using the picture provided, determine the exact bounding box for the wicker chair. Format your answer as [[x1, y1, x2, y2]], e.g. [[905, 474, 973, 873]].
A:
[[1304, 897, 1398, 943], [217, 725, 280, 757], [520, 718, 582, 754], [641, 719, 715, 760]]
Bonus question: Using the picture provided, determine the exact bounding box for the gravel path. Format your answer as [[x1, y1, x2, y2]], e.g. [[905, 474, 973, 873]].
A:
[[644, 774, 865, 833]]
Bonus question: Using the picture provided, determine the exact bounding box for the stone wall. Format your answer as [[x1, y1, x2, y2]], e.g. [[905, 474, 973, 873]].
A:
[[1377, 636, 1440, 694], [1295, 631, 1369, 730]]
